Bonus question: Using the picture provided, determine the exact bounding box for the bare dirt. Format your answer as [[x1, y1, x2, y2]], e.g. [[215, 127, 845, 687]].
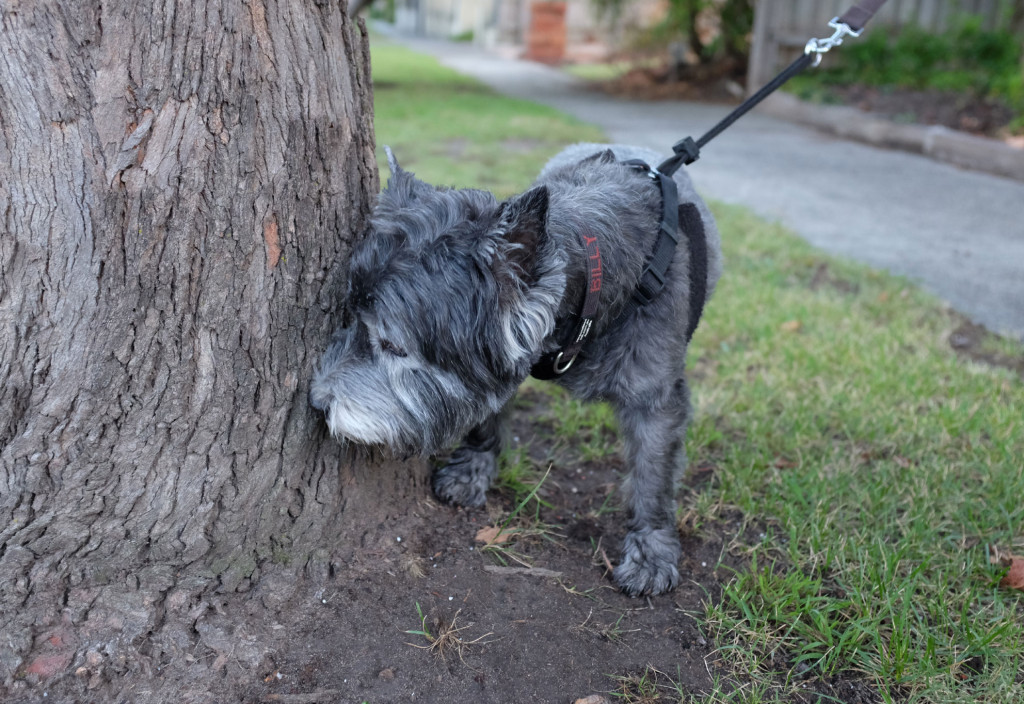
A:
[[5, 381, 886, 704], [948, 316, 1024, 378], [815, 84, 1017, 139], [594, 60, 748, 103]]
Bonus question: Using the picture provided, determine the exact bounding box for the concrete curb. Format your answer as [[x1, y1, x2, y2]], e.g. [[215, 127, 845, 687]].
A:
[[760, 92, 1024, 182]]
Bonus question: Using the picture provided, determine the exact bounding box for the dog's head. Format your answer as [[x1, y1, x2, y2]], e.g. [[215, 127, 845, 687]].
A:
[[310, 149, 565, 453]]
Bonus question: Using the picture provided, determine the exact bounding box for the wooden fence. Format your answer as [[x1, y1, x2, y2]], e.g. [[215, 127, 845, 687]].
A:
[[747, 0, 1017, 92]]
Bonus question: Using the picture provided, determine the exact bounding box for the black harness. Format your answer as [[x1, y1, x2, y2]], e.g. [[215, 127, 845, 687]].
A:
[[530, 159, 708, 380]]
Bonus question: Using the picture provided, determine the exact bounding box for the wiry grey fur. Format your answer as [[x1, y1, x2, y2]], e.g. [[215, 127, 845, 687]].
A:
[[311, 143, 722, 596]]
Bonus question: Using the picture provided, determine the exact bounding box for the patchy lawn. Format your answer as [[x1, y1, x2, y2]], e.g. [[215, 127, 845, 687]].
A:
[[259, 41, 1024, 704]]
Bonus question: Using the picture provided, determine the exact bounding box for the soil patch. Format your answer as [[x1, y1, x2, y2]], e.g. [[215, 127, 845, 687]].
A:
[[593, 60, 747, 103], [815, 84, 1017, 139], [7, 386, 887, 704], [258, 385, 737, 703], [947, 316, 1024, 378]]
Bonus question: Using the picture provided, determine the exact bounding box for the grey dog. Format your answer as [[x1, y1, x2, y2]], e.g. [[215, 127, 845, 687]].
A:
[[311, 143, 722, 596]]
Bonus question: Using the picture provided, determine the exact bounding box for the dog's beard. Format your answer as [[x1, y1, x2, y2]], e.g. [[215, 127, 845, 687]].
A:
[[316, 360, 518, 457]]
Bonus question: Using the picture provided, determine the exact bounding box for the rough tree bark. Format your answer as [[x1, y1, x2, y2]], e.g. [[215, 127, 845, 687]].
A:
[[0, 0, 425, 691]]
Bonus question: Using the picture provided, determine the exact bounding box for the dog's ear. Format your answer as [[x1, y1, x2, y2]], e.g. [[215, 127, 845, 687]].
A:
[[497, 186, 549, 283], [379, 145, 424, 209], [385, 145, 399, 173], [384, 145, 401, 175], [580, 148, 616, 166]]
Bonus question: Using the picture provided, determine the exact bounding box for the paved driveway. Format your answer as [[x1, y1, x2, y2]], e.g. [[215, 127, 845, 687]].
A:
[[391, 35, 1024, 341]]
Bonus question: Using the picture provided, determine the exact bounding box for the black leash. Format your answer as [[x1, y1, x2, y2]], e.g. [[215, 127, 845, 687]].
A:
[[659, 1, 889, 176], [532, 3, 887, 379]]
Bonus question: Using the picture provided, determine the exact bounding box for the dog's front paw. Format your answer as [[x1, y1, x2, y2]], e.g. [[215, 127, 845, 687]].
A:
[[613, 527, 682, 596], [432, 447, 497, 508]]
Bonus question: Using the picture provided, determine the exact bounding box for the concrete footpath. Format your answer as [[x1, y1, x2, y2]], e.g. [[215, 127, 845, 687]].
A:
[[391, 34, 1024, 341]]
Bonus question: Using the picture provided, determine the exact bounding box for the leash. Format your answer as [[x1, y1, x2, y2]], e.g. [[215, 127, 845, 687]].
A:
[[532, 2, 887, 379], [659, 0, 888, 176]]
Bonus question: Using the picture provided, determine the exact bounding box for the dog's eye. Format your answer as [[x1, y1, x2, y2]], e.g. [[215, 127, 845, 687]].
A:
[[379, 338, 408, 358]]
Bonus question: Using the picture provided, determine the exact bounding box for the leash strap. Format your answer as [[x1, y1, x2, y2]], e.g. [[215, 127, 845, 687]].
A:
[[614, 162, 708, 346], [616, 160, 680, 320], [657, 52, 816, 176], [680, 203, 708, 342], [839, 0, 888, 32], [657, 0, 887, 177]]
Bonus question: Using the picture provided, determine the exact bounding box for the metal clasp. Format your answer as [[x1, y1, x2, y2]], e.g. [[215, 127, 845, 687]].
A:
[[552, 351, 577, 375], [804, 17, 863, 66]]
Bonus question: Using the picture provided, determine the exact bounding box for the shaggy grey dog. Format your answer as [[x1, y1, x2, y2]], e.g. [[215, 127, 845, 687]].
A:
[[311, 143, 722, 596]]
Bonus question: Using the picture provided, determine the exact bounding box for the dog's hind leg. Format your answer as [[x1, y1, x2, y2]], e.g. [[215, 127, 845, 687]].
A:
[[612, 377, 691, 596], [432, 408, 508, 508]]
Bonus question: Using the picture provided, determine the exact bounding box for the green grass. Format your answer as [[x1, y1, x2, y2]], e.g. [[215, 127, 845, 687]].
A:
[[689, 205, 1024, 701], [563, 57, 663, 83], [788, 16, 1024, 132], [371, 41, 603, 197], [369, 37, 1024, 703]]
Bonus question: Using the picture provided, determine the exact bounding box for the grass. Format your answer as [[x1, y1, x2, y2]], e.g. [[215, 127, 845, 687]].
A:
[[611, 666, 664, 703], [478, 465, 559, 568], [372, 42, 603, 197], [403, 602, 492, 664], [563, 57, 663, 83], [522, 380, 620, 461], [609, 665, 695, 703], [370, 36, 1024, 703], [688, 205, 1024, 701]]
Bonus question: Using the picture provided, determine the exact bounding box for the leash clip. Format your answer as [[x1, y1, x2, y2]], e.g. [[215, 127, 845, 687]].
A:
[[552, 350, 576, 375], [805, 18, 863, 66]]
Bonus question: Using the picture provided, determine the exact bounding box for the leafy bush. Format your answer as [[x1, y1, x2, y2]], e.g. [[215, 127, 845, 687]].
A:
[[593, 0, 754, 65], [795, 16, 1023, 113]]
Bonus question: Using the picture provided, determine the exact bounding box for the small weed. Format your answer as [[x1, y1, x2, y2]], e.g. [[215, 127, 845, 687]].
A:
[[404, 603, 492, 664], [602, 612, 640, 642], [547, 394, 619, 461], [494, 445, 551, 511], [572, 609, 640, 643], [559, 581, 600, 600], [481, 466, 561, 567], [588, 485, 619, 519], [609, 665, 687, 703], [404, 601, 432, 643]]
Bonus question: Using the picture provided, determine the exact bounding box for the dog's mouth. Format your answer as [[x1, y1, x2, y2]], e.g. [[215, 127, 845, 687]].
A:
[[315, 397, 434, 457]]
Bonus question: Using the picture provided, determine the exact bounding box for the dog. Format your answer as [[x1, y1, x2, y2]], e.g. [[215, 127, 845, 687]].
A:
[[310, 143, 722, 596]]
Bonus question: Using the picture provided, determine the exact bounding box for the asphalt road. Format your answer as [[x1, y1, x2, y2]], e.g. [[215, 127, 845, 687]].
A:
[[390, 34, 1024, 341]]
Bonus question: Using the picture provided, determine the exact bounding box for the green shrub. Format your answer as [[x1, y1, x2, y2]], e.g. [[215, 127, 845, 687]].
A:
[[790, 15, 1024, 125]]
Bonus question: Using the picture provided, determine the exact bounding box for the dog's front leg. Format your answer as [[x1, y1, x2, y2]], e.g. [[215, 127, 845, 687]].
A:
[[432, 409, 508, 508], [612, 378, 690, 596]]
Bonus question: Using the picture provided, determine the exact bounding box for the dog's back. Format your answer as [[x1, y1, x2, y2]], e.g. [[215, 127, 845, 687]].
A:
[[539, 143, 723, 310]]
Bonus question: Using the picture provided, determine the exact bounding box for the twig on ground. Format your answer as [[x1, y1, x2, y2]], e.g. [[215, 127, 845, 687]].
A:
[[483, 565, 563, 578], [262, 692, 340, 703]]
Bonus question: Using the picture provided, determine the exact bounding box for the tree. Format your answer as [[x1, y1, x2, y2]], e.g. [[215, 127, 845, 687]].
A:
[[0, 0, 419, 693]]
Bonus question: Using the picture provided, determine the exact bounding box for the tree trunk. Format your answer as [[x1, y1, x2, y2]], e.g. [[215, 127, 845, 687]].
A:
[[0, 0, 425, 689]]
